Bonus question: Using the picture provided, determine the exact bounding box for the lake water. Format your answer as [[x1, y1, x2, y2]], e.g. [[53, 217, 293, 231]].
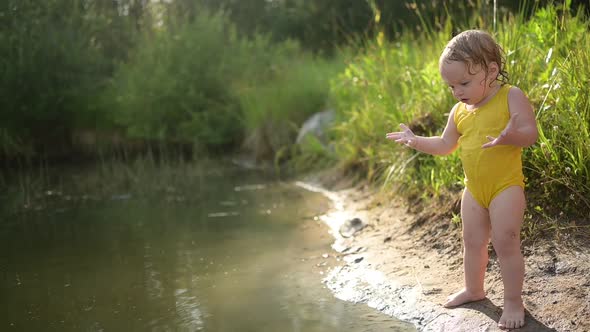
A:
[[0, 161, 415, 331]]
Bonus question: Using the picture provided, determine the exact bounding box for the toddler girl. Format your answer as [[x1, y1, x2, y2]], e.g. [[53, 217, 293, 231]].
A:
[[386, 30, 538, 330]]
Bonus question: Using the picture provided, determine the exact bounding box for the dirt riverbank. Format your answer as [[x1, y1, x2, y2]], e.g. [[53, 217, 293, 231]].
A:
[[298, 174, 590, 332]]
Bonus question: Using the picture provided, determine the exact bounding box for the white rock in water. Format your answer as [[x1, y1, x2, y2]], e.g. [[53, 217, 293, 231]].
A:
[[296, 109, 335, 145]]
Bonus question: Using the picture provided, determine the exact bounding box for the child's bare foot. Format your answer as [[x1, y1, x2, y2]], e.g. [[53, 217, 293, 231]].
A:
[[443, 288, 486, 307], [498, 299, 525, 330]]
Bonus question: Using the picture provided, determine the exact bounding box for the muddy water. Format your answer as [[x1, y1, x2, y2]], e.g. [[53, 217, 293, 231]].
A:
[[0, 162, 414, 331]]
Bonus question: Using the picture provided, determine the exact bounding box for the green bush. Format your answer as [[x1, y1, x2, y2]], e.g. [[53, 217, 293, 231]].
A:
[[0, 0, 115, 156], [107, 12, 243, 149], [324, 2, 590, 229], [329, 30, 462, 195], [237, 51, 344, 159], [501, 4, 590, 218]]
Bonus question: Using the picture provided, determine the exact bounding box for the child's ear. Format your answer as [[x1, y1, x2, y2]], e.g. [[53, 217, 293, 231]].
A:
[[488, 62, 499, 77]]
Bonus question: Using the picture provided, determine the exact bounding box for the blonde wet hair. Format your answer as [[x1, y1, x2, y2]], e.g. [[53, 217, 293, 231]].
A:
[[439, 29, 508, 84]]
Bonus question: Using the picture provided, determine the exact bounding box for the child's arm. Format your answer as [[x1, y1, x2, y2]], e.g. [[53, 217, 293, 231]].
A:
[[386, 103, 461, 156], [482, 87, 538, 148]]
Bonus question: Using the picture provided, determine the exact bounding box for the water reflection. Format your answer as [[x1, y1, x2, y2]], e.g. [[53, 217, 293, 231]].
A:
[[0, 164, 414, 331]]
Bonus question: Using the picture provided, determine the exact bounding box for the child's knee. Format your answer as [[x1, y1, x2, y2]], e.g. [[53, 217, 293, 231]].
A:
[[491, 230, 521, 256], [463, 234, 489, 249]]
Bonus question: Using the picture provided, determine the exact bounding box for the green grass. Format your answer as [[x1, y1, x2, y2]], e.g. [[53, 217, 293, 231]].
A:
[[0, 155, 216, 217], [315, 2, 590, 238], [237, 51, 344, 161], [105, 11, 345, 157]]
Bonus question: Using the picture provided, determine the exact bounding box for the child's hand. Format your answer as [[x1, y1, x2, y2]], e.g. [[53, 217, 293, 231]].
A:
[[386, 124, 417, 147], [482, 114, 519, 148]]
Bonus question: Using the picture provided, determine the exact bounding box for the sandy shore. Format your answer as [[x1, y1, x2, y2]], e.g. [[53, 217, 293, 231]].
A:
[[297, 177, 590, 332]]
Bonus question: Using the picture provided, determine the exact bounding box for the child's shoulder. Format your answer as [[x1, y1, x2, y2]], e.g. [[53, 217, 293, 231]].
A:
[[450, 101, 462, 114], [503, 83, 525, 94], [506, 85, 533, 115], [451, 101, 465, 123], [506, 85, 529, 101]]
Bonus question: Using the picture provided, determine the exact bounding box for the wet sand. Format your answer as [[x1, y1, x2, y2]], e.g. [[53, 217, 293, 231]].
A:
[[298, 177, 590, 332]]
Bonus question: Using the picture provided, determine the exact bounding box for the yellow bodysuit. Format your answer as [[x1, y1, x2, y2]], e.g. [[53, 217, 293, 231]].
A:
[[454, 84, 524, 208]]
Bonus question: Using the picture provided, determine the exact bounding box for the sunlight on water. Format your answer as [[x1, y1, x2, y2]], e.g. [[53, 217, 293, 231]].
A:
[[0, 163, 415, 332]]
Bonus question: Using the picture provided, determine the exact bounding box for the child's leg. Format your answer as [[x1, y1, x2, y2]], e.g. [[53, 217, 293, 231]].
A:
[[444, 188, 490, 307], [489, 186, 526, 329]]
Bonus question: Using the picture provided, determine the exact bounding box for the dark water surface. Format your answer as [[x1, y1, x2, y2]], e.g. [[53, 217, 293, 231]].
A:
[[0, 162, 414, 331]]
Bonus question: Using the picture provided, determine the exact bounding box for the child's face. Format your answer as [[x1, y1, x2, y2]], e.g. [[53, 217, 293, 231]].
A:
[[439, 60, 497, 106]]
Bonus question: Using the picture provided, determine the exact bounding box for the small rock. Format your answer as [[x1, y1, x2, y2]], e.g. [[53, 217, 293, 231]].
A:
[[339, 217, 366, 238], [555, 261, 578, 274], [423, 288, 442, 295], [354, 257, 364, 263]]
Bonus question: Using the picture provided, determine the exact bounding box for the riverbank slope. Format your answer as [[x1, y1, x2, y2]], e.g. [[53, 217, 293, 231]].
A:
[[300, 173, 590, 332]]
